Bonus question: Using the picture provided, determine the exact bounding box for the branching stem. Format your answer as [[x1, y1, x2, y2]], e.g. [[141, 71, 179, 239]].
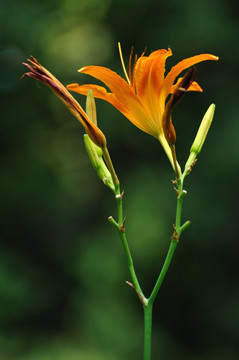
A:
[[109, 164, 192, 359]]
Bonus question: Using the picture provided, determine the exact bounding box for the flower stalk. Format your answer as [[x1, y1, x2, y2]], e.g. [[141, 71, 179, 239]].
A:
[[22, 48, 218, 360]]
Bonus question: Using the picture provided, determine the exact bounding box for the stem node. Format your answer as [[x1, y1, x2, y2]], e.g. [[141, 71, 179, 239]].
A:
[[173, 186, 180, 198], [119, 217, 126, 232], [115, 190, 124, 199], [126, 281, 148, 306], [171, 224, 179, 241]]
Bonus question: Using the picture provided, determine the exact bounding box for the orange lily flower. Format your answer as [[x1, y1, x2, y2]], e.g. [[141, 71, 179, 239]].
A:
[[67, 45, 218, 169], [21, 57, 106, 148]]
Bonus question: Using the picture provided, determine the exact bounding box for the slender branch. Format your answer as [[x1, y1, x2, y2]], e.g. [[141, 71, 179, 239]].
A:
[[148, 173, 189, 305], [120, 231, 146, 304], [148, 241, 178, 305], [109, 183, 147, 305]]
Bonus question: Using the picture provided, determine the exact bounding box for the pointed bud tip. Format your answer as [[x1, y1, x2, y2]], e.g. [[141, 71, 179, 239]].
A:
[[190, 103, 216, 155]]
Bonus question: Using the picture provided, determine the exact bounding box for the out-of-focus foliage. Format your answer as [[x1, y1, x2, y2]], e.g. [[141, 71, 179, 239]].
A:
[[1, 0, 239, 359]]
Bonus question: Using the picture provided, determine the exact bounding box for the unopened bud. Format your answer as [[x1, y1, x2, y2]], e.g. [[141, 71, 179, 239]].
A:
[[184, 104, 215, 174], [86, 89, 97, 126], [84, 134, 115, 191], [190, 103, 215, 155], [84, 90, 115, 191]]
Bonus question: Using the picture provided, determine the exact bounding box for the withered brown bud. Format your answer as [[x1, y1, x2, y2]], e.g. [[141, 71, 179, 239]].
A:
[[170, 67, 196, 108], [21, 56, 106, 148], [162, 67, 196, 146]]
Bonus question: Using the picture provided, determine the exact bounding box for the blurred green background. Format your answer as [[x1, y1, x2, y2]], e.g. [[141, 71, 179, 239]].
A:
[[1, 0, 239, 359]]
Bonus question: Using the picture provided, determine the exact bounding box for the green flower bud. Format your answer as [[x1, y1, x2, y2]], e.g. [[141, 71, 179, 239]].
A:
[[84, 89, 117, 190], [190, 103, 215, 155], [84, 134, 115, 191], [184, 104, 215, 174]]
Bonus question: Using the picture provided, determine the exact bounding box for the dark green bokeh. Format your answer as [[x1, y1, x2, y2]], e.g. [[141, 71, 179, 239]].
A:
[[1, 0, 239, 359]]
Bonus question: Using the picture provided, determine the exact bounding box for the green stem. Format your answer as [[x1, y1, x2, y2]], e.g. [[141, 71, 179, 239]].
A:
[[120, 230, 145, 301], [115, 184, 123, 224], [147, 177, 185, 306], [113, 183, 146, 304], [143, 245, 177, 360], [148, 241, 178, 305], [109, 168, 190, 360], [143, 172, 190, 359], [143, 303, 153, 360], [102, 146, 119, 186]]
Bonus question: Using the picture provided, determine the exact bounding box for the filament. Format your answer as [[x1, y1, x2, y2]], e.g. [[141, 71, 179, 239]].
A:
[[118, 42, 131, 85]]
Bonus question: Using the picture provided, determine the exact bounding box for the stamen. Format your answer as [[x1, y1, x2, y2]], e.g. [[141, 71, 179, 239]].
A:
[[118, 42, 130, 85], [128, 46, 134, 86], [141, 47, 147, 57], [132, 54, 138, 91]]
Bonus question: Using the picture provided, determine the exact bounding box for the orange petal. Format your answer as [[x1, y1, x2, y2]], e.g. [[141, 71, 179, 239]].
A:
[[161, 53, 218, 100], [67, 83, 129, 115], [78, 65, 137, 107], [67, 83, 159, 137], [75, 67, 161, 137], [134, 49, 172, 96], [170, 78, 203, 93], [188, 81, 203, 92], [133, 49, 172, 122]]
